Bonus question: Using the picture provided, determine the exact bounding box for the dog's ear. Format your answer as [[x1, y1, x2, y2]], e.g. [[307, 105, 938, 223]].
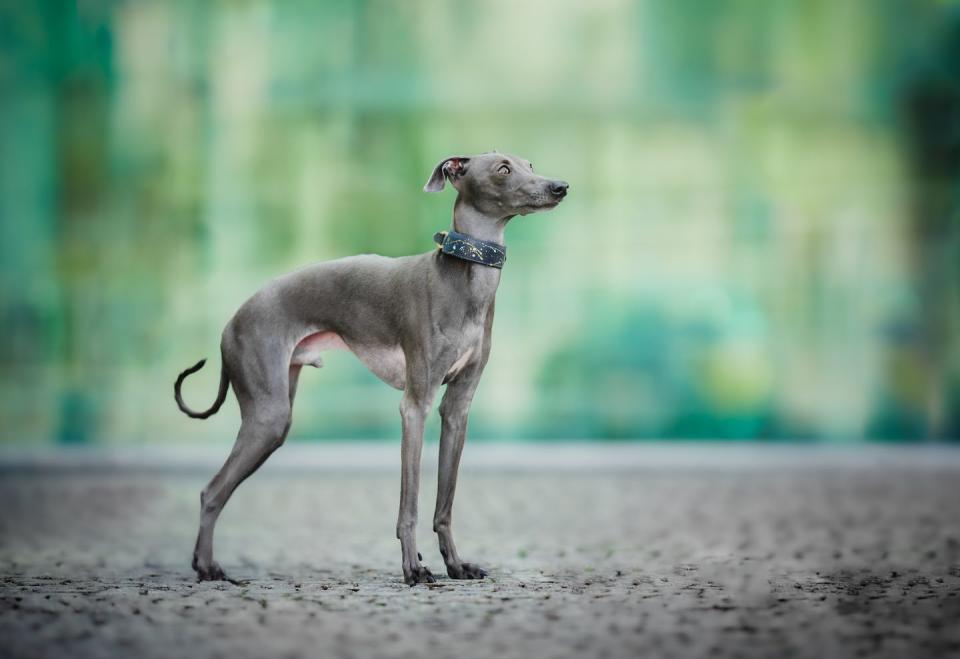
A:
[[423, 156, 470, 192]]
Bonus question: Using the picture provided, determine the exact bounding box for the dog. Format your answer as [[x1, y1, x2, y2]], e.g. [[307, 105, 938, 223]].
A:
[[175, 152, 568, 585]]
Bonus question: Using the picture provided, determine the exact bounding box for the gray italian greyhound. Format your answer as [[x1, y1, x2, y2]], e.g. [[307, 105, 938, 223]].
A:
[[174, 152, 568, 585]]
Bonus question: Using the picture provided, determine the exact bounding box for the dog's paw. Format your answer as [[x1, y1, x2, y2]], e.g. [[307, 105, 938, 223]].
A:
[[447, 562, 487, 580], [404, 565, 436, 586], [194, 561, 228, 582]]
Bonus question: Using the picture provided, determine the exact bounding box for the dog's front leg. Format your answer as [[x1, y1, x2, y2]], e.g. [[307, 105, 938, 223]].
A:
[[434, 372, 487, 579], [397, 382, 437, 585]]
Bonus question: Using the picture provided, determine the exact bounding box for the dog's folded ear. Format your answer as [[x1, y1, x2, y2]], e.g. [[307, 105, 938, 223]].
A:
[[424, 156, 470, 192]]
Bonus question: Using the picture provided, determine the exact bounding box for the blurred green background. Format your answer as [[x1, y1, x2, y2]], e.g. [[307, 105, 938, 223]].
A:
[[1, 0, 959, 445]]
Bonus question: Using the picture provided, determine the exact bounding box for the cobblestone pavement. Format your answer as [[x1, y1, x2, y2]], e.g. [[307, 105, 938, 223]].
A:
[[1, 455, 959, 659]]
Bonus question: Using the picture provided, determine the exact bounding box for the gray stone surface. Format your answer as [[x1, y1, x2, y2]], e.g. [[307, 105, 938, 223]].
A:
[[1, 456, 959, 658]]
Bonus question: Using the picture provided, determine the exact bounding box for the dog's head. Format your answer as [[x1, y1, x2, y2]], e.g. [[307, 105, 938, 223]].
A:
[[424, 152, 568, 218]]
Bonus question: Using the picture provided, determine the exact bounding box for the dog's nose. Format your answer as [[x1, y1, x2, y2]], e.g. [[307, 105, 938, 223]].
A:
[[549, 181, 569, 198]]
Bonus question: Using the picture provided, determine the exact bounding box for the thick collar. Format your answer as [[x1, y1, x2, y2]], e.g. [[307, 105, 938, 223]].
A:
[[433, 230, 506, 269]]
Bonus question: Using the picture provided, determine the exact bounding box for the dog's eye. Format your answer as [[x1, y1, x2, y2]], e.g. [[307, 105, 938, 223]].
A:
[[498, 164, 511, 175]]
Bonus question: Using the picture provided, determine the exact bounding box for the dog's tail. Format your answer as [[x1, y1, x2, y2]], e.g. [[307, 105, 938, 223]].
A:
[[174, 359, 230, 419]]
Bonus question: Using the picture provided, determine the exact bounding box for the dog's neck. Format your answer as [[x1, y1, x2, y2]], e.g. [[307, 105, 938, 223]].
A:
[[445, 198, 506, 303], [452, 198, 510, 244]]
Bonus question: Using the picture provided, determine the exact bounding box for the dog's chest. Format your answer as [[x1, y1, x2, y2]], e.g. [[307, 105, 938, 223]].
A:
[[442, 321, 484, 382], [444, 347, 474, 381]]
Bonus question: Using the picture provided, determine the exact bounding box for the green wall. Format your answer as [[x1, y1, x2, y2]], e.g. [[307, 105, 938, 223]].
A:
[[1, 0, 958, 443]]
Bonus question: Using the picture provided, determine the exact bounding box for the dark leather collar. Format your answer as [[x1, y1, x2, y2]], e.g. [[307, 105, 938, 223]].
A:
[[433, 230, 506, 269]]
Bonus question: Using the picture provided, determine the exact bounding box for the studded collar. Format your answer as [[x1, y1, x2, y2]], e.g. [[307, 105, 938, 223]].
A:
[[433, 230, 506, 269]]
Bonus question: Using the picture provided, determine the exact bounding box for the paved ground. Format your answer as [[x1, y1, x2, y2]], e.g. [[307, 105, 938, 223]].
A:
[[1, 446, 959, 659]]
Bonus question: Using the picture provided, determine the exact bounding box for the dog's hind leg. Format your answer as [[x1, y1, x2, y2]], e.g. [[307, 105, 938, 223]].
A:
[[192, 364, 293, 582], [288, 364, 303, 406]]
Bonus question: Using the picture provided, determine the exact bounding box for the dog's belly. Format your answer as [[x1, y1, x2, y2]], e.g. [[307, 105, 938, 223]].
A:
[[346, 341, 407, 390], [291, 331, 348, 366], [292, 327, 479, 391], [292, 331, 407, 390]]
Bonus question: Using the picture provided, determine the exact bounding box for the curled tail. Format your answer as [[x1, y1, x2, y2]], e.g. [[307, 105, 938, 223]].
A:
[[174, 359, 230, 419]]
